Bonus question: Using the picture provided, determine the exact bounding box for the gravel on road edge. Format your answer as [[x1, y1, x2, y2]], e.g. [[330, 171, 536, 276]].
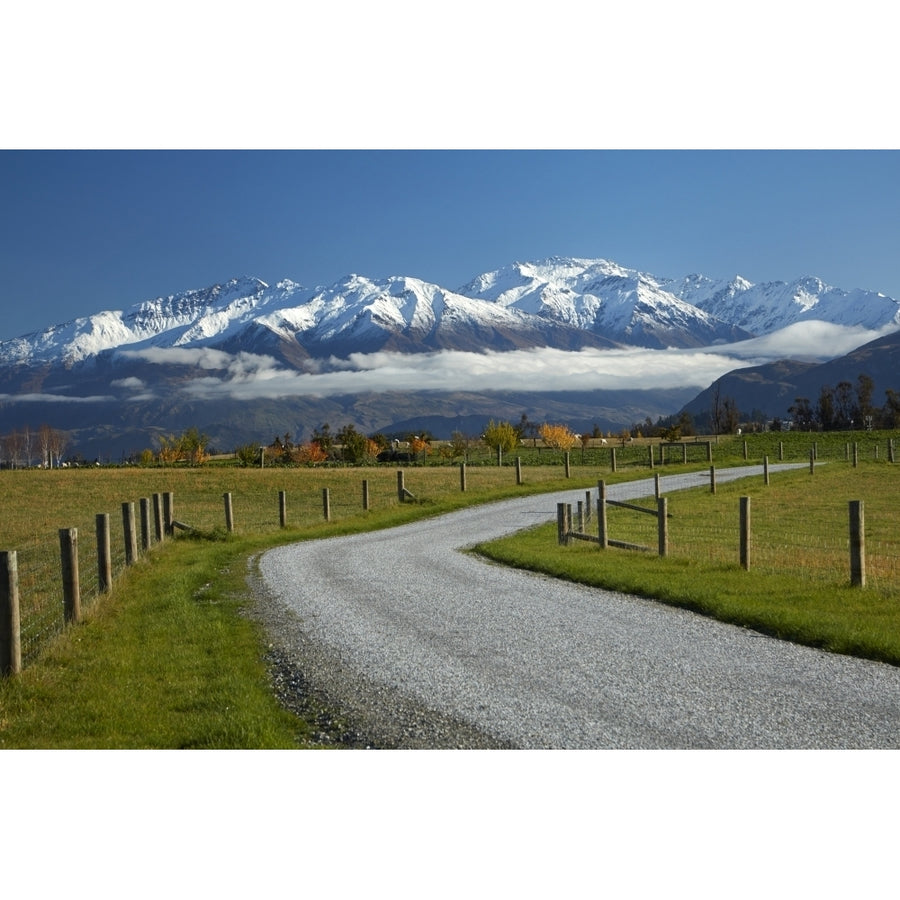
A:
[[246, 553, 513, 749]]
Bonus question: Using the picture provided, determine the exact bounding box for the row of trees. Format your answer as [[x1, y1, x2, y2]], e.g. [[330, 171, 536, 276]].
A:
[[788, 377, 900, 432], [154, 428, 210, 466], [482, 419, 581, 453], [227, 419, 591, 468], [0, 424, 69, 469]]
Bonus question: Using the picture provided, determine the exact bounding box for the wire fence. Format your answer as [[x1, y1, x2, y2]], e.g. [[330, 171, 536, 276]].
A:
[[3, 444, 899, 675], [562, 465, 900, 598], [1, 469, 474, 673]]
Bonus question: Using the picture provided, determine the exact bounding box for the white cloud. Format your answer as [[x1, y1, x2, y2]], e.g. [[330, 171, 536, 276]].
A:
[[0, 392, 116, 403], [710, 321, 898, 364], [117, 322, 895, 402], [111, 376, 146, 389]]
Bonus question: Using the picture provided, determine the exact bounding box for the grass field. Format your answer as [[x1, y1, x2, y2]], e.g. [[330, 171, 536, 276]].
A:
[[474, 460, 900, 666], [0, 460, 597, 747], [1, 431, 898, 747]]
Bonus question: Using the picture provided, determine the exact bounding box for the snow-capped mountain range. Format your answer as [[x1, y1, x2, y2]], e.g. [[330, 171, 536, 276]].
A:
[[4, 257, 898, 367]]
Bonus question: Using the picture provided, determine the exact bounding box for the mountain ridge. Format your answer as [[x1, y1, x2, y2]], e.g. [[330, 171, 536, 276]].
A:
[[5, 256, 898, 366], [2, 256, 899, 459]]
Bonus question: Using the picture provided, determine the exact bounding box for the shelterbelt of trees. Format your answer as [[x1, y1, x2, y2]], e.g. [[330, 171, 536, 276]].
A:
[[0, 424, 69, 469]]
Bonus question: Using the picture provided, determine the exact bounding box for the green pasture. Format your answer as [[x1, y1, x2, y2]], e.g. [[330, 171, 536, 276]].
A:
[[1, 433, 898, 747], [0, 461, 597, 748], [474, 460, 900, 666]]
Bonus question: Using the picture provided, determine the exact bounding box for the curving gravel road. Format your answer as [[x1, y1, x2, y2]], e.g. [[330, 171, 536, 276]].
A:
[[253, 465, 900, 748]]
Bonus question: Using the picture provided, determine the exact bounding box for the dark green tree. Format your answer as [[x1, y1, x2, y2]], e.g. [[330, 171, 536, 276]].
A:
[[337, 424, 370, 464], [817, 385, 835, 431], [311, 423, 334, 458]]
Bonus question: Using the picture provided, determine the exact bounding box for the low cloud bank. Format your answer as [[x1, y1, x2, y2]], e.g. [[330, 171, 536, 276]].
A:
[[711, 321, 896, 362], [26, 321, 894, 404], [0, 392, 116, 404], [117, 321, 894, 401]]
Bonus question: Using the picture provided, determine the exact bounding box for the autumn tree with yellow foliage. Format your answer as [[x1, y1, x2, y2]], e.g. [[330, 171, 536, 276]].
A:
[[538, 422, 578, 452]]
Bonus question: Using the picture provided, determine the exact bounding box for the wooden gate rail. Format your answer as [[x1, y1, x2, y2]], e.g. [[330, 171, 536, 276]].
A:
[[559, 481, 669, 557]]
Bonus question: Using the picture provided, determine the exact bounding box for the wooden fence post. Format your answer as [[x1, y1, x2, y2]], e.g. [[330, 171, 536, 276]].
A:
[[516, 456, 523, 485], [1, 550, 22, 676], [96, 513, 112, 593], [889, 439, 895, 464], [610, 446, 617, 473], [497, 446, 502, 467], [740, 496, 751, 570], [809, 448, 815, 474], [122, 502, 138, 565], [849, 500, 865, 587], [223, 492, 234, 533], [59, 527, 81, 624], [460, 462, 467, 493], [362, 479, 370, 511], [763, 455, 770, 486], [140, 498, 152, 551], [576, 500, 585, 533], [584, 490, 592, 523], [397, 470, 405, 502], [648, 445, 654, 469], [779, 441, 784, 461], [163, 492, 174, 536], [597, 480, 608, 549], [710, 465, 717, 494], [853, 442, 859, 468], [557, 503, 570, 546], [279, 490, 287, 528], [654, 472, 661, 499], [564, 452, 571, 478], [322, 488, 331, 522], [153, 493, 164, 542], [657, 497, 668, 557]]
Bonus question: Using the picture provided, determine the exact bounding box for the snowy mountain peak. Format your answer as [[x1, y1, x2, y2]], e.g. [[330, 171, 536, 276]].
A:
[[1, 258, 898, 368]]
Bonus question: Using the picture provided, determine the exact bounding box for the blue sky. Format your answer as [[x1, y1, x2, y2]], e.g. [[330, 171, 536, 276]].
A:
[[2, 149, 899, 341], [3, 5, 898, 344]]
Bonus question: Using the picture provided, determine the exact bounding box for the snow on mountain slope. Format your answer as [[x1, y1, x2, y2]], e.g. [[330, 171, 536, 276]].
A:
[[0, 276, 271, 364], [457, 257, 752, 347], [2, 258, 898, 368], [665, 272, 900, 334]]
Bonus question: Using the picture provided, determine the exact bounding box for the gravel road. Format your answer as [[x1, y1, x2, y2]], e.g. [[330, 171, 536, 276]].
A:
[[252, 465, 900, 748]]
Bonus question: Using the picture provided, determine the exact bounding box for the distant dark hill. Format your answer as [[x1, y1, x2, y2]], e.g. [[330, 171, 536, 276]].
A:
[[0, 384, 697, 462], [4, 257, 898, 459], [680, 329, 900, 423], [795, 328, 900, 402], [381, 388, 696, 440], [680, 359, 819, 421]]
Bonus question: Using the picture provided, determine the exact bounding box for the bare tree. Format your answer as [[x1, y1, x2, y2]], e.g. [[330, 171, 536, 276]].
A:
[[3, 430, 24, 469], [39, 423, 53, 468], [21, 425, 34, 467], [48, 428, 69, 468]]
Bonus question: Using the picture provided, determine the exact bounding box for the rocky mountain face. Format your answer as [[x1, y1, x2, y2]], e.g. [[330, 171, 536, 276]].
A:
[[6, 257, 897, 367], [1, 257, 898, 458]]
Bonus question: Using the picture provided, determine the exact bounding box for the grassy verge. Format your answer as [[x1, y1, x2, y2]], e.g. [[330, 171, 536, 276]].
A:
[[473, 462, 900, 666], [0, 533, 312, 748], [0, 467, 610, 748], [3, 453, 898, 746]]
